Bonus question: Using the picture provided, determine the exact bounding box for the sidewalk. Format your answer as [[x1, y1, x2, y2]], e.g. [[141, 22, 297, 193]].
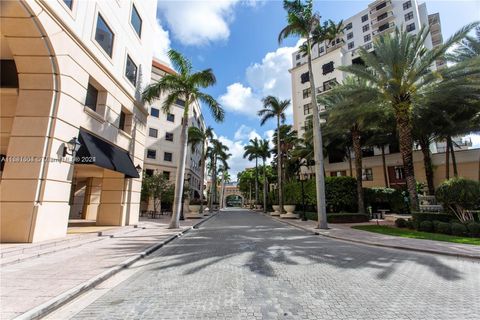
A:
[[268, 214, 480, 260], [0, 215, 214, 320]]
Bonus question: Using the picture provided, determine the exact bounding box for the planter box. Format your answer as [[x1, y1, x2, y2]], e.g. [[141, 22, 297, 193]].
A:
[[271, 205, 281, 216]]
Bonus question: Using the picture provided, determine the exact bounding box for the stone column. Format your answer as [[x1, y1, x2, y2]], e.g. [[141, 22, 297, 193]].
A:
[[96, 170, 126, 226]]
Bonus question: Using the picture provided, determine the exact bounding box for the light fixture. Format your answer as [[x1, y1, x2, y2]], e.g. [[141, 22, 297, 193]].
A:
[[63, 137, 81, 157], [135, 164, 142, 173]]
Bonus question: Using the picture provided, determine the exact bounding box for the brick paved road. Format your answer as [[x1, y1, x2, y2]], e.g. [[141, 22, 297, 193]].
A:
[[72, 210, 480, 320]]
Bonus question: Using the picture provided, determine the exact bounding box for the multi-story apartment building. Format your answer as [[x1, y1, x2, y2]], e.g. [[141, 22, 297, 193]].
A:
[[143, 60, 206, 202], [291, 0, 442, 136], [0, 0, 157, 242]]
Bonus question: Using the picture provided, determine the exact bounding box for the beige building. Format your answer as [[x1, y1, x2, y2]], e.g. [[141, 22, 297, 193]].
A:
[[143, 60, 206, 201], [1, 0, 158, 242]]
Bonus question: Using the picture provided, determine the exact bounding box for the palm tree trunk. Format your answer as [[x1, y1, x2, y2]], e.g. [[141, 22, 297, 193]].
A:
[[306, 39, 328, 229], [419, 136, 435, 195], [347, 147, 353, 177], [397, 115, 418, 211], [352, 129, 365, 214], [277, 116, 284, 214], [255, 158, 259, 207], [263, 158, 267, 213], [199, 144, 206, 214], [169, 106, 189, 229], [210, 158, 217, 210], [445, 137, 451, 179], [449, 137, 458, 177], [220, 172, 226, 209], [381, 145, 388, 187]]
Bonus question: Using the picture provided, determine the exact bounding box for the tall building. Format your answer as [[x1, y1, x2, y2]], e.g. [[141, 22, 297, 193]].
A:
[[143, 60, 207, 201], [0, 0, 157, 242], [290, 0, 441, 136]]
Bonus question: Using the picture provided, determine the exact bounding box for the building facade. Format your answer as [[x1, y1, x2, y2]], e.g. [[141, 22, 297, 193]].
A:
[[1, 0, 157, 242], [143, 60, 207, 201]]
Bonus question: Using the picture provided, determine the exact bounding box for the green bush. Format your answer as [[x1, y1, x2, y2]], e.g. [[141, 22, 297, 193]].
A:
[[418, 221, 433, 232], [467, 222, 480, 237], [364, 187, 406, 214], [284, 180, 301, 205], [405, 219, 414, 229], [451, 222, 467, 236], [435, 222, 451, 235], [436, 178, 480, 223], [395, 218, 407, 228], [304, 176, 357, 213], [412, 212, 454, 224], [303, 212, 368, 223]]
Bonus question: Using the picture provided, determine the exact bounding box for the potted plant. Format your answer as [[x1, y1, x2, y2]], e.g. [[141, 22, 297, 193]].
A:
[[186, 198, 203, 219], [281, 186, 298, 219], [270, 192, 280, 216]]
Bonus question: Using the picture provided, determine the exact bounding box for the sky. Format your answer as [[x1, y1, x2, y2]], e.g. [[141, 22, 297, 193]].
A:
[[153, 0, 480, 178]]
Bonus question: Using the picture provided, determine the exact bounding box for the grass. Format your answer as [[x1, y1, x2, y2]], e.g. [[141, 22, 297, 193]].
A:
[[352, 225, 480, 246]]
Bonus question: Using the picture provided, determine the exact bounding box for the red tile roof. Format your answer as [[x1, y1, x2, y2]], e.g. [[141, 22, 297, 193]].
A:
[[152, 59, 176, 75]]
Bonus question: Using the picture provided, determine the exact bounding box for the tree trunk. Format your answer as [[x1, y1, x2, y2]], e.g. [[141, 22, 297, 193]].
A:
[[449, 137, 458, 177], [209, 158, 217, 210], [169, 105, 189, 229], [347, 147, 353, 177], [220, 171, 226, 209], [255, 158, 259, 206], [381, 145, 388, 187], [445, 137, 450, 179], [263, 158, 267, 213], [419, 136, 435, 195], [397, 114, 418, 211], [199, 144, 206, 214], [307, 39, 328, 229], [352, 128, 365, 214], [277, 116, 284, 214]]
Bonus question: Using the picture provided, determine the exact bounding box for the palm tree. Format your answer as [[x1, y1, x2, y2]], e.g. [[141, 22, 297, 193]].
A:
[[207, 139, 229, 211], [338, 23, 479, 210], [188, 126, 213, 213], [258, 96, 290, 215], [219, 169, 231, 209], [143, 50, 224, 228], [257, 139, 271, 213], [243, 138, 262, 208], [278, 0, 343, 228], [448, 26, 480, 62]]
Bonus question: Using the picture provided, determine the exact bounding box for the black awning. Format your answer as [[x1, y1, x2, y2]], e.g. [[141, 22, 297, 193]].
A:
[[75, 129, 139, 178]]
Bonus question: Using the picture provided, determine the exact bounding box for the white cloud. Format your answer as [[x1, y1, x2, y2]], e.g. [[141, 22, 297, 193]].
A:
[[218, 83, 262, 116], [234, 124, 262, 141], [217, 135, 251, 178], [152, 19, 171, 64]]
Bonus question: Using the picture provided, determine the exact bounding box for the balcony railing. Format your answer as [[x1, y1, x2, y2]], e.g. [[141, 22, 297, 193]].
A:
[[370, 11, 395, 28], [369, 0, 392, 16], [372, 21, 395, 36]]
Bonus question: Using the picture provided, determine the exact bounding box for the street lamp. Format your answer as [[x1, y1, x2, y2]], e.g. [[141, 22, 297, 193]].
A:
[[297, 159, 309, 221], [180, 172, 191, 220], [63, 137, 81, 157]]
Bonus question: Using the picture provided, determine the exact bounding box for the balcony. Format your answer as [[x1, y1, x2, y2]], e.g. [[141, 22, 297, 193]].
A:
[[370, 11, 395, 28], [326, 39, 344, 54], [372, 21, 395, 37], [369, 0, 392, 17]]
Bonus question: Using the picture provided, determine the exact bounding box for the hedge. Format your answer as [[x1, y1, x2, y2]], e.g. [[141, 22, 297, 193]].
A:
[[304, 212, 369, 223], [412, 212, 455, 224], [364, 187, 407, 214]]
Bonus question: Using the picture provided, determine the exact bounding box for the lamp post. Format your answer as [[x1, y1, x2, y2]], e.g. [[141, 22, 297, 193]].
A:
[[63, 137, 81, 159], [297, 159, 309, 221], [180, 172, 191, 220]]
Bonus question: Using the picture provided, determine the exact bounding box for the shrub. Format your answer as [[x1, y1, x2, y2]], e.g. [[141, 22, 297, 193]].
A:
[[305, 176, 357, 213], [418, 221, 433, 232], [405, 219, 414, 229], [412, 212, 454, 224], [189, 198, 202, 205], [435, 222, 451, 235], [451, 223, 467, 236], [284, 180, 301, 205], [364, 187, 407, 214], [395, 218, 407, 228], [467, 222, 480, 237], [303, 212, 368, 223], [436, 178, 480, 223]]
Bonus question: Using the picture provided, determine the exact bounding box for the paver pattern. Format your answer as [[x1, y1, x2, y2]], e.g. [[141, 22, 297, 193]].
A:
[[73, 210, 480, 320]]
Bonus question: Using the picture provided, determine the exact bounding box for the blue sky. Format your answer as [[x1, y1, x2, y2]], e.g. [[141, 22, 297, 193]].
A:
[[154, 0, 480, 176]]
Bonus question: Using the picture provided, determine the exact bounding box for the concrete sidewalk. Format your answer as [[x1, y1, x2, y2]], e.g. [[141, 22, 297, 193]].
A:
[[268, 214, 480, 260], [0, 215, 215, 320]]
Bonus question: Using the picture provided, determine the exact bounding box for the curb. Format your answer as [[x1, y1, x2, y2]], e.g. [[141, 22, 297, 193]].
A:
[[15, 213, 218, 320], [262, 213, 480, 261]]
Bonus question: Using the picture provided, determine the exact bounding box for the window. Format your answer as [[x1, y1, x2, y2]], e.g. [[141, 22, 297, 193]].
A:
[[176, 99, 185, 107], [347, 32, 353, 40], [348, 42, 354, 50], [376, 2, 387, 11], [377, 12, 388, 21], [323, 78, 337, 91], [149, 128, 158, 138], [365, 42, 373, 50], [345, 22, 352, 30], [303, 103, 312, 115], [95, 14, 114, 57], [85, 83, 98, 111], [163, 171, 170, 180], [322, 61, 334, 75], [362, 168, 373, 181], [166, 132, 174, 141], [330, 171, 346, 177], [300, 72, 309, 84], [406, 23, 416, 32], [302, 88, 311, 99], [119, 111, 126, 131], [405, 11, 413, 21], [319, 46, 325, 53], [378, 23, 390, 32], [130, 4, 142, 37], [145, 169, 154, 177], [164, 152, 172, 162], [403, 1, 412, 10], [361, 14, 368, 22], [364, 34, 371, 42], [1, 60, 19, 88], [63, 0, 73, 9], [167, 113, 175, 122], [151, 107, 159, 118], [362, 24, 370, 32], [147, 149, 156, 159], [296, 54, 300, 60], [394, 166, 405, 180], [193, 109, 198, 119], [125, 55, 137, 86]]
